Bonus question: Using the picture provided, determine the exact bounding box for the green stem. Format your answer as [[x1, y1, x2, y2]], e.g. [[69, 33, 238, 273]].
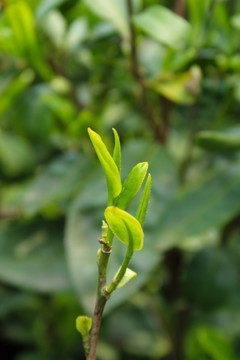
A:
[[106, 243, 133, 294]]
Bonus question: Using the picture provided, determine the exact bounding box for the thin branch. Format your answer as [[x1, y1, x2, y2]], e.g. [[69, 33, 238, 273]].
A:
[[126, 0, 166, 143], [86, 230, 113, 360]]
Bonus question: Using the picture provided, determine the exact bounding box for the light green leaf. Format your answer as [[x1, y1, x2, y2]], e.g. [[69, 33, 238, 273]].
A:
[[83, 0, 129, 38], [231, 14, 240, 31], [76, 316, 92, 337], [133, 5, 191, 49], [197, 326, 235, 360], [115, 267, 137, 289], [187, 0, 212, 26], [35, 0, 67, 19], [88, 128, 122, 205], [3, 1, 51, 79], [148, 66, 201, 105], [113, 128, 121, 173], [136, 173, 151, 226], [65, 140, 178, 313], [104, 206, 143, 251], [117, 162, 148, 209], [196, 131, 240, 152]]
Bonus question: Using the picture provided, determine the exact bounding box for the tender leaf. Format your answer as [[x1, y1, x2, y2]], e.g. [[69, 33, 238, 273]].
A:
[[76, 316, 92, 337], [117, 162, 148, 209], [133, 5, 191, 49], [88, 128, 122, 205], [113, 128, 121, 173], [104, 206, 143, 251], [136, 173, 151, 226], [115, 268, 137, 289], [65, 140, 178, 313], [196, 131, 240, 152]]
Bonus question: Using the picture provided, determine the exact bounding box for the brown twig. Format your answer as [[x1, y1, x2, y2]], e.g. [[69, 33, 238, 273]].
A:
[[126, 0, 166, 143], [173, 0, 186, 17]]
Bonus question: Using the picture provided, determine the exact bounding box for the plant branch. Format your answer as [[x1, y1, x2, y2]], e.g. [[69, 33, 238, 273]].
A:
[[86, 230, 113, 360], [126, 0, 166, 143]]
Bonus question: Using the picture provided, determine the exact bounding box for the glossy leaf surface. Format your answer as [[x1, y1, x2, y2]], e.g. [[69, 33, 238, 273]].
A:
[[117, 162, 148, 209], [136, 173, 151, 226], [88, 128, 122, 204], [105, 207, 143, 251]]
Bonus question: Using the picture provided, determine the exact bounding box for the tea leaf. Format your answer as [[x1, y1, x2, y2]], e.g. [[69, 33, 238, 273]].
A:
[[104, 206, 143, 251], [115, 267, 137, 289], [88, 128, 122, 205], [113, 128, 121, 173], [76, 316, 92, 337], [117, 162, 148, 209], [136, 173, 151, 226]]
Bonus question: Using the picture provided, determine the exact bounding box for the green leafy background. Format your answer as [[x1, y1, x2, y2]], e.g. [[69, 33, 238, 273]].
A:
[[1, 0, 240, 359]]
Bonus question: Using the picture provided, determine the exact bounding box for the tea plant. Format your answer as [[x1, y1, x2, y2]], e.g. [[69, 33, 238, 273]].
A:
[[76, 128, 151, 360]]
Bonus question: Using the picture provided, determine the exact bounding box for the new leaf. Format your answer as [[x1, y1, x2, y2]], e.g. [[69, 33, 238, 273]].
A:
[[104, 206, 143, 251], [88, 128, 122, 205]]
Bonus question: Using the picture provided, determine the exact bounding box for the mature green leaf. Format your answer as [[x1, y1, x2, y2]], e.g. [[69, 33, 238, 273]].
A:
[[0, 220, 70, 292], [0, 133, 35, 178], [0, 70, 34, 116], [133, 5, 191, 49], [88, 128, 122, 205], [196, 131, 240, 152], [136, 173, 151, 226], [105, 207, 143, 251], [113, 128, 121, 173], [197, 326, 235, 360], [18, 153, 92, 216], [185, 325, 235, 360], [187, 0, 212, 27], [83, 0, 129, 38], [184, 248, 239, 309], [117, 162, 148, 209], [154, 163, 240, 250]]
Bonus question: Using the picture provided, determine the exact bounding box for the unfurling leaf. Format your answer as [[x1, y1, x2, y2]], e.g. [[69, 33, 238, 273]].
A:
[[104, 206, 143, 251], [117, 162, 148, 209], [88, 128, 122, 205], [136, 173, 151, 226], [76, 316, 92, 338], [115, 267, 137, 289], [113, 128, 121, 173]]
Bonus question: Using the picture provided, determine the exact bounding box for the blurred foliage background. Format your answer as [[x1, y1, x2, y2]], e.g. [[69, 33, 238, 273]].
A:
[[1, 0, 240, 359]]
